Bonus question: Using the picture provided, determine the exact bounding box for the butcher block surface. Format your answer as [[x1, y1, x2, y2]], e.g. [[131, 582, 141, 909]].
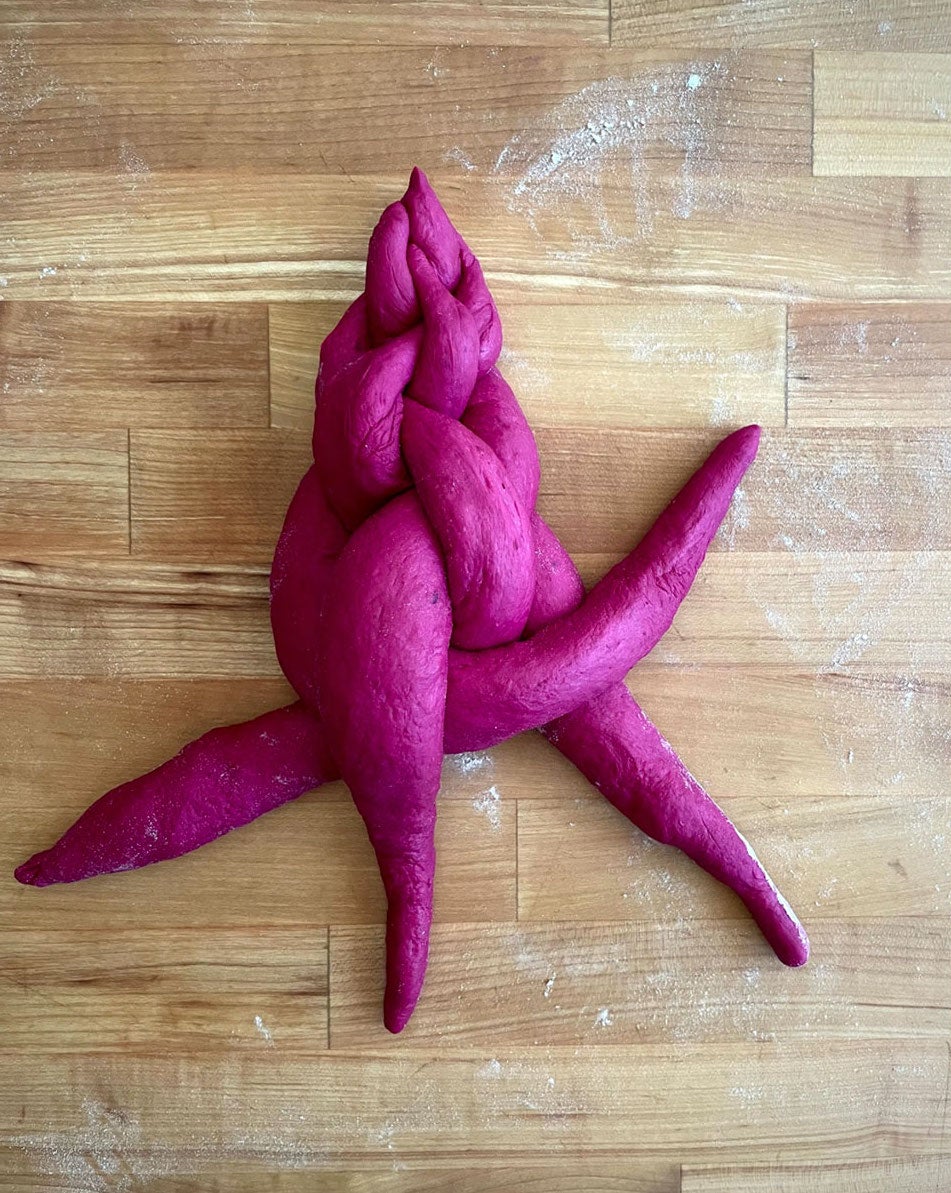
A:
[[2, 2, 951, 1190]]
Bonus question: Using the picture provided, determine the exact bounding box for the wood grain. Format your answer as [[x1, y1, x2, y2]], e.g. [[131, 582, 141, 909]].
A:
[[789, 302, 951, 427], [0, 1171, 673, 1193], [0, 0, 610, 47], [814, 52, 951, 176], [0, 678, 309, 808], [640, 551, 951, 671], [681, 1155, 951, 1193], [3, 7, 951, 1183], [517, 794, 951, 921], [0, 45, 810, 174], [2, 664, 945, 820], [130, 430, 311, 560], [0, 560, 273, 677], [268, 302, 345, 430], [612, 0, 951, 51], [7, 173, 951, 302], [537, 426, 951, 554], [270, 299, 787, 431], [53, 419, 951, 564], [0, 432, 129, 556], [0, 303, 269, 430], [2, 927, 330, 1055], [329, 917, 950, 1049], [628, 667, 951, 801], [0, 1043, 946, 1171], [4, 551, 949, 676]]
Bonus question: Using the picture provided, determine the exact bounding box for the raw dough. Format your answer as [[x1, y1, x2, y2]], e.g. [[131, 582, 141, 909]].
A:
[[16, 169, 808, 1033]]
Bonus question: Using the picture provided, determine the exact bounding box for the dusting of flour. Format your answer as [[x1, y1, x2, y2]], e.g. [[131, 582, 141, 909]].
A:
[[716, 425, 951, 800], [491, 64, 728, 248]]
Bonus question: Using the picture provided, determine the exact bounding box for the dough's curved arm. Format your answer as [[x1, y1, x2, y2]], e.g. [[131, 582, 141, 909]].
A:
[[543, 687, 809, 967], [525, 509, 809, 967], [15, 701, 338, 887]]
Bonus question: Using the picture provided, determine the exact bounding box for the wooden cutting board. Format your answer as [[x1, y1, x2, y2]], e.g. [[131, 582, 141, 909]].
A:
[[2, 3, 950, 1189]]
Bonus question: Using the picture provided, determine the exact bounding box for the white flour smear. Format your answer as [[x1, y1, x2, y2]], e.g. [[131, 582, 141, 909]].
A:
[[472, 784, 502, 830], [446, 750, 493, 777], [496, 345, 553, 402], [9, 1100, 175, 1192], [0, 37, 57, 122], [489, 63, 730, 251]]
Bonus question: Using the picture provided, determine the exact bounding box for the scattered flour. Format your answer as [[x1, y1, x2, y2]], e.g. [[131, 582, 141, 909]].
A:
[[119, 143, 150, 175], [716, 427, 951, 800], [0, 37, 58, 121], [445, 145, 477, 172], [446, 750, 493, 776], [9, 1100, 174, 1192], [118, 141, 151, 192], [496, 345, 552, 400], [253, 1014, 274, 1045], [369, 1122, 396, 1151], [489, 62, 731, 249], [501, 925, 857, 1043], [472, 784, 502, 830]]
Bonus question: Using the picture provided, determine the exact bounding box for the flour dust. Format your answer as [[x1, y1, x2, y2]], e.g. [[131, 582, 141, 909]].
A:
[[472, 784, 502, 830], [442, 57, 778, 260], [9, 1100, 173, 1192], [492, 64, 729, 250], [715, 426, 951, 801]]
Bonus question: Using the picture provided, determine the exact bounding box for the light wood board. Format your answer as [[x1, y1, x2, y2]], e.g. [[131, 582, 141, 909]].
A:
[[1, 4, 949, 1191]]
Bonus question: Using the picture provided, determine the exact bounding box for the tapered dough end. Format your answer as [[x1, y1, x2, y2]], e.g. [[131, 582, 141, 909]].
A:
[[742, 853, 811, 969], [14, 855, 50, 886], [761, 907, 810, 968], [732, 423, 761, 455], [710, 423, 761, 482], [381, 898, 433, 1034], [384, 998, 416, 1035], [786, 939, 810, 968], [724, 424, 761, 479]]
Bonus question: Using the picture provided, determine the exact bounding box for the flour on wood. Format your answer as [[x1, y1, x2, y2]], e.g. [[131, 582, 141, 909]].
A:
[[446, 750, 493, 777], [715, 428, 951, 800], [490, 64, 728, 247], [497, 345, 553, 401], [472, 784, 502, 830], [9, 1099, 173, 1191]]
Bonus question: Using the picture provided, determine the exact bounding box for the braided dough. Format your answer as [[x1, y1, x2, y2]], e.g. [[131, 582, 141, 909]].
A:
[[16, 170, 808, 1033]]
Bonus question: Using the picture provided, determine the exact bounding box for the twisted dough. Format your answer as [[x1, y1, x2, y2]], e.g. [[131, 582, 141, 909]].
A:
[[16, 170, 808, 1033]]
